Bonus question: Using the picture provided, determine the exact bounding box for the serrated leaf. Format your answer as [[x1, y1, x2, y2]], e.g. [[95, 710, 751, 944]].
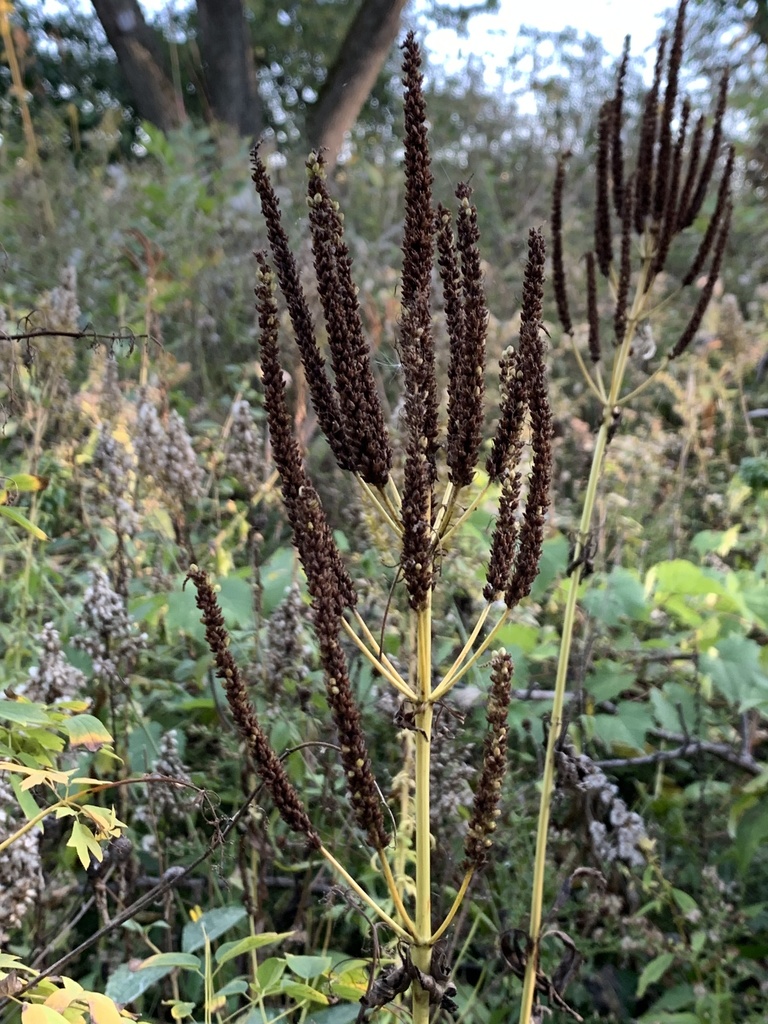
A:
[[67, 821, 103, 870], [64, 715, 113, 752], [582, 567, 647, 626], [637, 951, 675, 998], [215, 931, 294, 965], [0, 761, 72, 790], [701, 635, 768, 711]]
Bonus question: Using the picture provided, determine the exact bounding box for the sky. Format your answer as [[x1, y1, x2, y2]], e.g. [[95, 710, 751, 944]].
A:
[[422, 0, 674, 80]]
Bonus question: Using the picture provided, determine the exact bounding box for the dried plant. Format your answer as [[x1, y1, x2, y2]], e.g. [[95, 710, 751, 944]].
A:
[[186, 30, 553, 1024], [522, 2, 733, 1019]]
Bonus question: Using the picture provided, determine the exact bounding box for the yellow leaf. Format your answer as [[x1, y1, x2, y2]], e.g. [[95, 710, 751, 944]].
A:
[[86, 993, 124, 1024], [44, 976, 83, 1011], [189, 906, 203, 923], [21, 1005, 70, 1024]]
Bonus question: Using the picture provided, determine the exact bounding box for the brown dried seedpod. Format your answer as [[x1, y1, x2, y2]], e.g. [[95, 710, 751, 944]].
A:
[[185, 566, 320, 850], [305, 151, 393, 487], [251, 147, 353, 473]]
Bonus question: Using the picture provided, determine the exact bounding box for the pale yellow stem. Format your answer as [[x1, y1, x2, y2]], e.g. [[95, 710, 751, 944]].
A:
[[340, 617, 416, 700], [430, 870, 473, 945], [319, 845, 410, 941], [377, 847, 418, 937]]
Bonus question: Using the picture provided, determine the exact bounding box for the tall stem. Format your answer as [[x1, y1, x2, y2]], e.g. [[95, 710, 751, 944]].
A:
[[518, 249, 654, 1023], [412, 599, 434, 1024]]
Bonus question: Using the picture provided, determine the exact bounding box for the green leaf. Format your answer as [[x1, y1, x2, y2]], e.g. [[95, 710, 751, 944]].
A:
[[106, 962, 175, 1004], [139, 952, 201, 971], [254, 957, 287, 994], [261, 546, 297, 615], [216, 931, 294, 965], [670, 888, 698, 915], [735, 795, 768, 873], [181, 905, 247, 952], [582, 567, 647, 626], [0, 700, 52, 726], [650, 560, 728, 598], [0, 505, 48, 540], [285, 954, 333, 980], [586, 660, 636, 703], [637, 951, 676, 999], [280, 980, 330, 1005], [530, 532, 569, 601], [701, 635, 768, 711], [217, 575, 255, 629]]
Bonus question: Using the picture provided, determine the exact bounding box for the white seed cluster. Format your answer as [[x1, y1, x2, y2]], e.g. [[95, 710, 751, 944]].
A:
[[0, 780, 43, 942], [92, 424, 139, 539], [73, 568, 147, 687], [135, 730, 192, 831], [225, 399, 265, 496], [134, 397, 203, 505], [263, 582, 313, 685], [21, 621, 86, 704], [37, 265, 81, 333], [575, 755, 649, 868]]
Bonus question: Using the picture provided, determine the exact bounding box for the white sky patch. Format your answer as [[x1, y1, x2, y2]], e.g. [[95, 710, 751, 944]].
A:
[[421, 0, 673, 83]]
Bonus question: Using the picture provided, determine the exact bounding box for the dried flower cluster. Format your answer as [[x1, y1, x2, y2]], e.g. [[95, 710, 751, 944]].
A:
[[73, 568, 147, 689], [134, 730, 193, 835], [0, 780, 43, 943], [135, 396, 203, 505], [20, 621, 86, 704], [224, 398, 265, 497], [556, 740, 649, 869], [463, 650, 513, 869], [231, 33, 552, 859], [186, 566, 321, 850], [551, 0, 733, 362]]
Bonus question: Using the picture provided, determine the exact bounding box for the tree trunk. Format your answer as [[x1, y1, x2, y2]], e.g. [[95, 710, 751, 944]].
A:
[[195, 0, 262, 137], [306, 0, 409, 167], [90, 0, 185, 132]]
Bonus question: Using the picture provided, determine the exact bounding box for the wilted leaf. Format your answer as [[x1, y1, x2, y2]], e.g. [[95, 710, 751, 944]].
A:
[[64, 715, 114, 752]]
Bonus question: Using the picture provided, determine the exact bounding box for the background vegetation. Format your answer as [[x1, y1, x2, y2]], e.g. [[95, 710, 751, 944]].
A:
[[1, 1, 767, 1022]]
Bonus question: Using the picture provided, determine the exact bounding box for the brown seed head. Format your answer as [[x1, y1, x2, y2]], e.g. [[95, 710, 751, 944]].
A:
[[463, 649, 514, 870], [251, 146, 353, 472], [305, 151, 392, 487], [185, 566, 320, 849]]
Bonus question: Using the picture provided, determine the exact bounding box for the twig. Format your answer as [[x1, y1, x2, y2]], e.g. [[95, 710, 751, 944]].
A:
[[597, 730, 760, 775]]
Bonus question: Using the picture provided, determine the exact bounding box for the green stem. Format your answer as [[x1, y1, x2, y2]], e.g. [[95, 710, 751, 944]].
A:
[[412, 600, 434, 1024], [518, 246, 655, 1023]]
